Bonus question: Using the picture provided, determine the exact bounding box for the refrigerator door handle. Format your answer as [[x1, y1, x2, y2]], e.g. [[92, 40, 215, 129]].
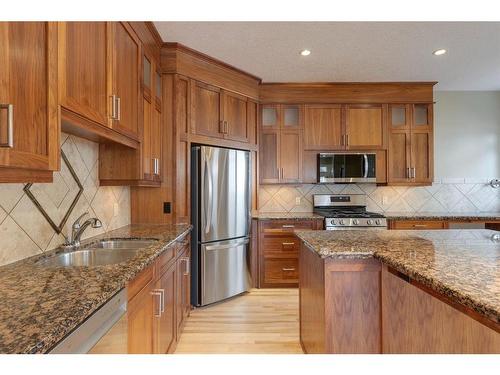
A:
[[204, 157, 213, 234], [205, 238, 250, 251]]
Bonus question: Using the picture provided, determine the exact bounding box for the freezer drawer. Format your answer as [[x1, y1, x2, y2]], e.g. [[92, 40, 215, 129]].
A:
[[201, 238, 251, 306]]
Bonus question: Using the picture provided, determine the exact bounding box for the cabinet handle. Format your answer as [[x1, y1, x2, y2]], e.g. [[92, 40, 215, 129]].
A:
[[282, 225, 295, 228], [152, 158, 160, 175], [412, 224, 427, 228], [345, 134, 349, 146], [282, 242, 295, 246], [219, 120, 224, 133], [0, 104, 14, 148], [406, 167, 410, 179], [224, 120, 229, 134], [151, 289, 163, 317], [110, 95, 117, 120], [411, 167, 416, 179], [116, 96, 121, 121], [181, 256, 190, 276], [282, 267, 296, 271]]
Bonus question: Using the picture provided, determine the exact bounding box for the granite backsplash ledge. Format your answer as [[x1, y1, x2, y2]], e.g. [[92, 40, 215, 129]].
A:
[[259, 181, 500, 214], [0, 133, 131, 267]]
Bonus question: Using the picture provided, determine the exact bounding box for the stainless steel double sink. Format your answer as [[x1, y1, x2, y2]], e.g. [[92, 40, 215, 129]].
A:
[[39, 239, 158, 267]]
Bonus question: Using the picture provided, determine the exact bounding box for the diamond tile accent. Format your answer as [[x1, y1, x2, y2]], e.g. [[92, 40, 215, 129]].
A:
[[433, 184, 464, 211], [0, 133, 131, 267]]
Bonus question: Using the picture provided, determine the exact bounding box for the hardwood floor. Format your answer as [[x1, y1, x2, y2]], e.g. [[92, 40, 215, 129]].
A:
[[175, 288, 303, 354]]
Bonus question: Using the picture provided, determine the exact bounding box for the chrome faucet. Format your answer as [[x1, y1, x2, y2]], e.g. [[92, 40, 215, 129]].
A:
[[64, 212, 102, 248]]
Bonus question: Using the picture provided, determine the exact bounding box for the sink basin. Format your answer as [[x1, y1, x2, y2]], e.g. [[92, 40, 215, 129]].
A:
[[39, 248, 141, 267], [38, 238, 159, 267], [90, 239, 158, 249]]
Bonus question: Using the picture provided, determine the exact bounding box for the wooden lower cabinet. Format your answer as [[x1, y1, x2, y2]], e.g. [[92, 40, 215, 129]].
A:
[[258, 218, 323, 288], [388, 219, 448, 230], [382, 266, 500, 353], [155, 262, 176, 354], [126, 234, 191, 354]]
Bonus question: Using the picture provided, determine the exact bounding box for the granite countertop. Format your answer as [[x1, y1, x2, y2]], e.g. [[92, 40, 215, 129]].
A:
[[296, 229, 500, 324], [252, 212, 323, 220], [0, 223, 192, 354], [385, 212, 500, 221]]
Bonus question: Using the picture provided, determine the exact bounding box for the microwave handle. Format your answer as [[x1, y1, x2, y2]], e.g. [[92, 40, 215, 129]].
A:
[[363, 154, 369, 178]]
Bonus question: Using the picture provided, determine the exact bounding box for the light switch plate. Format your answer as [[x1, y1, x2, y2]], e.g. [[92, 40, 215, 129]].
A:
[[113, 202, 119, 216], [382, 196, 388, 205], [295, 197, 301, 205]]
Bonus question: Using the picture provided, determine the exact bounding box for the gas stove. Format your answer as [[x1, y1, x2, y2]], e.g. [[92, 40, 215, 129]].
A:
[[313, 194, 387, 230]]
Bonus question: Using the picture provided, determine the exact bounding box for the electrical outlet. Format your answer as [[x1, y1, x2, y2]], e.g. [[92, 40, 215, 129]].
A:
[[295, 197, 301, 205], [113, 202, 119, 216], [382, 196, 388, 205]]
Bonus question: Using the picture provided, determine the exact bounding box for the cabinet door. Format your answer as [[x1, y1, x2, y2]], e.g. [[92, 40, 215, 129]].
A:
[[410, 104, 433, 184], [247, 100, 258, 145], [111, 22, 141, 139], [303, 105, 343, 150], [0, 22, 58, 174], [261, 104, 280, 130], [155, 263, 176, 354], [176, 246, 191, 337], [282, 105, 302, 129], [223, 90, 248, 142], [259, 129, 280, 183], [141, 53, 153, 180], [280, 130, 302, 183], [345, 105, 385, 149], [388, 132, 411, 183], [128, 279, 155, 354], [58, 22, 111, 128], [150, 69, 162, 182], [192, 81, 222, 138]]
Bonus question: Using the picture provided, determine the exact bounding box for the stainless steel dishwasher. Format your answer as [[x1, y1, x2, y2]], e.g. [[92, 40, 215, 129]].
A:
[[49, 289, 128, 354]]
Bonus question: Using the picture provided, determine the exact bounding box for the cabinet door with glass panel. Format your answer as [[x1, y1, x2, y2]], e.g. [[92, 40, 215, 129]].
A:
[[410, 104, 433, 184], [260, 104, 303, 130]]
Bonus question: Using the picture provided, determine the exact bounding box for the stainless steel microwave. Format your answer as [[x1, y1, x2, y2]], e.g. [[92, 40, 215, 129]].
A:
[[318, 153, 376, 183]]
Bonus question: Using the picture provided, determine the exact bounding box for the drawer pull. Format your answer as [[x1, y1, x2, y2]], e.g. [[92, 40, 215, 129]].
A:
[[282, 225, 295, 228], [412, 224, 427, 228], [282, 267, 296, 271], [282, 242, 295, 246]]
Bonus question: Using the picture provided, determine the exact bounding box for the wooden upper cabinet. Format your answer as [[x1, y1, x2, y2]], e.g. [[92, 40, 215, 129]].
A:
[[282, 105, 302, 129], [261, 105, 280, 129], [388, 103, 433, 185], [222, 90, 248, 143], [345, 104, 385, 149], [247, 100, 258, 145], [192, 81, 223, 138], [58, 22, 111, 128], [0, 22, 59, 181], [260, 129, 280, 183], [110, 22, 141, 139], [280, 130, 302, 183], [303, 104, 343, 150]]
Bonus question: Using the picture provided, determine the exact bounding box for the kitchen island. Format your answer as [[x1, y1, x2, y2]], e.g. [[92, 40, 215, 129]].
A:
[[296, 229, 500, 354]]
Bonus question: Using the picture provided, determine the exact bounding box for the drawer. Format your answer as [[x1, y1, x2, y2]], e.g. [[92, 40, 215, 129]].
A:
[[391, 220, 448, 230], [156, 243, 177, 278], [260, 220, 317, 234], [262, 236, 300, 257], [263, 258, 299, 285]]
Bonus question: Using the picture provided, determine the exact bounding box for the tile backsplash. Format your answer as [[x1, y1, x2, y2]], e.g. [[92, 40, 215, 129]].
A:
[[0, 133, 131, 266], [259, 180, 500, 214]]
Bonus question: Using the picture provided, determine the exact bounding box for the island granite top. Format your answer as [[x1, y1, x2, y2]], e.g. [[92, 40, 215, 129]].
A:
[[295, 229, 500, 325]]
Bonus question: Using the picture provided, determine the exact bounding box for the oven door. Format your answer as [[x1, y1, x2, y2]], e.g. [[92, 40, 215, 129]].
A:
[[318, 153, 376, 183]]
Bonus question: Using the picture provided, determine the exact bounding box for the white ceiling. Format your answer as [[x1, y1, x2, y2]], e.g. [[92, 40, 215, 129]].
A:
[[154, 22, 500, 90]]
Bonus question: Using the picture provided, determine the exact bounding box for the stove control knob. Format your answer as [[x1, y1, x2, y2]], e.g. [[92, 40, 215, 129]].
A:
[[367, 219, 374, 225], [330, 219, 336, 226], [375, 219, 382, 225], [339, 219, 345, 225], [352, 219, 359, 225]]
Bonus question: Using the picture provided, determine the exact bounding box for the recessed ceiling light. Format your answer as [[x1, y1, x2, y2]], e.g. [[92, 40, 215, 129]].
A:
[[300, 49, 311, 56], [433, 49, 447, 56]]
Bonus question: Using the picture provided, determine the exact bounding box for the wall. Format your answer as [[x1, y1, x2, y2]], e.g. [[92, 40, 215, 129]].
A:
[[0, 133, 131, 266], [259, 91, 500, 214], [434, 91, 500, 179]]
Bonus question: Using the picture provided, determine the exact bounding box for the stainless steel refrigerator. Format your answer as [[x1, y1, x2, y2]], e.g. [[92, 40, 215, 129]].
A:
[[191, 145, 251, 306]]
